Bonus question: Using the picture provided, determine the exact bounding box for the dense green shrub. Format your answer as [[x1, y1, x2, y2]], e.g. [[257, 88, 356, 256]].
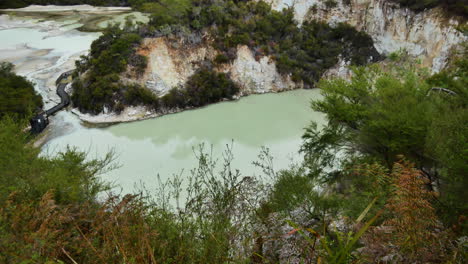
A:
[[71, 74, 120, 114], [184, 68, 239, 107], [123, 84, 159, 109], [72, 1, 379, 113], [0, 117, 112, 204], [0, 62, 43, 119], [324, 0, 338, 9], [390, 0, 468, 17], [72, 25, 147, 114], [161, 68, 239, 109], [144, 0, 380, 87], [302, 54, 468, 232]]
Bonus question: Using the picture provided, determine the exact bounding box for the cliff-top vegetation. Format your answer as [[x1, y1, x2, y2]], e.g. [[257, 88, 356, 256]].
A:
[[71, 0, 380, 115], [390, 0, 468, 17], [0, 62, 43, 119]]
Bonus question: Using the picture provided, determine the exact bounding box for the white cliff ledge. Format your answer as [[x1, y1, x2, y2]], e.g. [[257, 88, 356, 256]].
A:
[[261, 0, 467, 72], [74, 0, 466, 124]]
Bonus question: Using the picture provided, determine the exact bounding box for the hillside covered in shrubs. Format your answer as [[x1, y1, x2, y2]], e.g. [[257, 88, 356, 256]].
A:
[[389, 0, 468, 17], [1, 51, 467, 262], [0, 62, 43, 119], [71, 0, 380, 115]]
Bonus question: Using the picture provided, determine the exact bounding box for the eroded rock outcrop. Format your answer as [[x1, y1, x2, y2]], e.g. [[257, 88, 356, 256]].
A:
[[134, 38, 296, 97], [261, 0, 467, 72], [135, 38, 217, 95], [80, 0, 466, 123]]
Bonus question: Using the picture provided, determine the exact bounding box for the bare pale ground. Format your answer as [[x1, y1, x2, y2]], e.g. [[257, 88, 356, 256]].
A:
[[1, 4, 131, 13]]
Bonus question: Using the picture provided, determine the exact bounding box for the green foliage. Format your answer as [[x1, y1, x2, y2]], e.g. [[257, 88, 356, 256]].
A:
[[303, 63, 433, 174], [0, 62, 43, 119], [142, 0, 379, 87], [0, 117, 112, 205], [340, 162, 392, 221], [425, 46, 468, 230], [302, 57, 468, 232], [214, 53, 230, 65], [389, 0, 468, 17], [161, 68, 239, 109], [138, 0, 192, 28], [323, 0, 338, 9], [266, 166, 341, 221], [72, 25, 148, 114], [268, 167, 314, 213], [319, 201, 380, 264], [123, 84, 159, 109], [184, 68, 239, 107]]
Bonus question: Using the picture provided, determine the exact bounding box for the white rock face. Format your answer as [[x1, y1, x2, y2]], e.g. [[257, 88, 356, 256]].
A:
[[87, 0, 466, 123], [229, 46, 296, 94], [260, 0, 467, 73], [137, 38, 217, 95], [138, 39, 295, 96]]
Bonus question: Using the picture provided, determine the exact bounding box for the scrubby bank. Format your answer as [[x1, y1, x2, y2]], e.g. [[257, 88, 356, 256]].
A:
[[1, 44, 467, 262], [1, 51, 467, 262], [72, 24, 151, 114], [0, 62, 43, 119], [389, 0, 468, 17], [141, 0, 380, 85], [302, 47, 468, 236], [72, 0, 380, 116]]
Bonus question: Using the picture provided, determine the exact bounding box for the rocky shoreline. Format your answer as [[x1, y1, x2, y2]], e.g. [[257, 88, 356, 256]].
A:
[[2, 2, 466, 126]]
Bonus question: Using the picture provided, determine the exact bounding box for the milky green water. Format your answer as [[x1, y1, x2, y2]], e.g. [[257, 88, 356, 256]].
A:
[[0, 9, 325, 196], [44, 90, 325, 194]]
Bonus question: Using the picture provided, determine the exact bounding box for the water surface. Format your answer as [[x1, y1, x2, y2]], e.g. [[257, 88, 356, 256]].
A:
[[44, 90, 325, 194], [0, 8, 326, 196]]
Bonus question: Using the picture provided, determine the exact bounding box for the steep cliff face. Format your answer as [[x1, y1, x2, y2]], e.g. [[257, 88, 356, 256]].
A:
[[138, 0, 466, 97], [262, 0, 466, 72], [135, 38, 217, 95], [226, 46, 296, 94], [134, 38, 295, 97], [81, 0, 466, 123]]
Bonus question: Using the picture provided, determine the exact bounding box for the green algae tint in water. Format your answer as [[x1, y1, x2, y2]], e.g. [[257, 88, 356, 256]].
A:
[[43, 89, 325, 194]]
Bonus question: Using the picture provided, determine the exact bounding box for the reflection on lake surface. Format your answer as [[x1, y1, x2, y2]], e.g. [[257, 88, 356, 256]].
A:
[[44, 90, 325, 195]]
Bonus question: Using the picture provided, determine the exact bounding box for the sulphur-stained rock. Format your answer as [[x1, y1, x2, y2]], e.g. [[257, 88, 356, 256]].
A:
[[260, 0, 467, 73], [136, 39, 297, 96], [230, 46, 296, 94], [78, 1, 465, 123], [136, 38, 216, 95]]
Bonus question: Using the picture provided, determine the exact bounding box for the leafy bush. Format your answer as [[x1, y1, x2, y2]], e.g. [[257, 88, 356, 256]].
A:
[[323, 0, 338, 9], [302, 56, 468, 232], [390, 0, 468, 17], [160, 68, 239, 109], [184, 68, 239, 107], [72, 25, 147, 114], [123, 84, 159, 109], [0, 117, 112, 204], [0, 62, 43, 119]]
